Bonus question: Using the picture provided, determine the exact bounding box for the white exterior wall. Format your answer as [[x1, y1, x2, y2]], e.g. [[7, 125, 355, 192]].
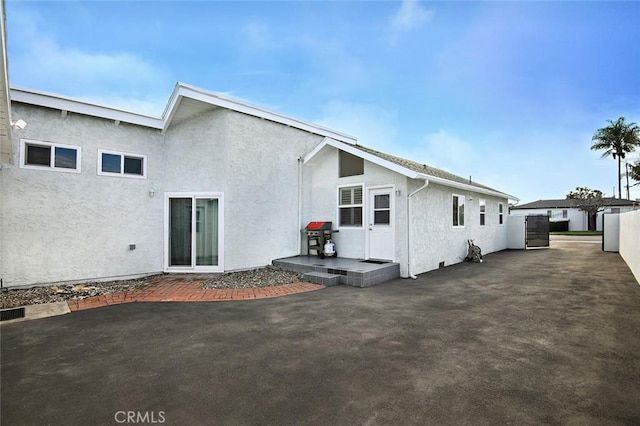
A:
[[303, 147, 509, 277], [511, 208, 586, 231], [511, 206, 636, 231], [1, 104, 165, 286], [303, 147, 408, 272], [164, 109, 320, 271], [409, 181, 508, 275], [619, 210, 640, 284], [0, 104, 324, 287]]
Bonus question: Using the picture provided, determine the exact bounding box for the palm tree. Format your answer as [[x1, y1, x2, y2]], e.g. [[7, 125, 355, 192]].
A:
[[591, 117, 640, 199]]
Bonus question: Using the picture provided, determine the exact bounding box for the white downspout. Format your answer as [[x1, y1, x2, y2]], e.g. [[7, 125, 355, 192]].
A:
[[407, 179, 429, 279], [297, 156, 303, 254]]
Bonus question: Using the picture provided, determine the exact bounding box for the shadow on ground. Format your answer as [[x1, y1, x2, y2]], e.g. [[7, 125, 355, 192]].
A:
[[2, 241, 639, 425]]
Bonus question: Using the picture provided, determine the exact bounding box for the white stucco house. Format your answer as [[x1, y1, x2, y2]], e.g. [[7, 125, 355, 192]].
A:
[[510, 198, 639, 232], [0, 82, 518, 288]]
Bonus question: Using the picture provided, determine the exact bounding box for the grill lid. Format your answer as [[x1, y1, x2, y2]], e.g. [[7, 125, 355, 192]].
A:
[[306, 221, 333, 231]]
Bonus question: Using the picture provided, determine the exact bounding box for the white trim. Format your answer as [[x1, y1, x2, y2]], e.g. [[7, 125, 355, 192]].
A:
[[163, 192, 224, 273], [453, 194, 465, 228], [337, 183, 365, 230], [97, 149, 147, 179], [19, 138, 81, 173], [10, 87, 163, 129], [10, 84, 357, 143], [366, 185, 396, 262], [305, 137, 519, 202]]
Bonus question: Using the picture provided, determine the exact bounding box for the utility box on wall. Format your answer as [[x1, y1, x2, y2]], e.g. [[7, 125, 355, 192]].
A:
[[602, 214, 620, 252]]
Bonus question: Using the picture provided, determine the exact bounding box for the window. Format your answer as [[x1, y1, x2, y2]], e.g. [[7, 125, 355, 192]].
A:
[[611, 208, 620, 214], [562, 209, 568, 218], [20, 139, 81, 173], [339, 150, 364, 177], [453, 194, 465, 227], [373, 194, 390, 225], [338, 185, 363, 227], [98, 150, 146, 178], [479, 198, 486, 226], [547, 210, 552, 217], [499, 202, 504, 225]]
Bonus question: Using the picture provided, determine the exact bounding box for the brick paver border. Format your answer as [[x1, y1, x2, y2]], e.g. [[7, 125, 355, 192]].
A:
[[67, 280, 324, 312]]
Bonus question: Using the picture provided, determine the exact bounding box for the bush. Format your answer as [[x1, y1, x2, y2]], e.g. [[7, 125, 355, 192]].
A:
[[549, 220, 569, 232]]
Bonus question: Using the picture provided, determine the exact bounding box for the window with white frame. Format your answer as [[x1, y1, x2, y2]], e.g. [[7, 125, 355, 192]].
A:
[[479, 198, 486, 226], [20, 139, 81, 172], [547, 210, 552, 217], [562, 209, 568, 218], [453, 194, 465, 227], [98, 150, 146, 178], [499, 202, 504, 225], [338, 185, 363, 227]]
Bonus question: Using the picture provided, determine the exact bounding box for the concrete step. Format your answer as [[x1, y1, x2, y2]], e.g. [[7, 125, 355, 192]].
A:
[[303, 271, 342, 287]]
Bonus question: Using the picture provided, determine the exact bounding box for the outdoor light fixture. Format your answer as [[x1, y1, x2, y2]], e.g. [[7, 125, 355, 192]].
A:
[[396, 189, 401, 196], [148, 188, 155, 198], [11, 119, 26, 130]]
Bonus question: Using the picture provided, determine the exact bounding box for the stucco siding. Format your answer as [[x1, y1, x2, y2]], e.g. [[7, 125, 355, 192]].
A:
[[619, 209, 640, 284], [222, 111, 322, 270], [1, 103, 164, 286], [303, 147, 408, 268], [409, 181, 508, 276]]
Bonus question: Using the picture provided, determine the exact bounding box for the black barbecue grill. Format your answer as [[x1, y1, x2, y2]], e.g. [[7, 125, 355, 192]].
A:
[[305, 221, 338, 258]]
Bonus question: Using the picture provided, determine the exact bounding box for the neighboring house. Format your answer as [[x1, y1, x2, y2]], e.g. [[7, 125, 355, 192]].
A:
[[0, 83, 518, 287], [510, 198, 639, 231]]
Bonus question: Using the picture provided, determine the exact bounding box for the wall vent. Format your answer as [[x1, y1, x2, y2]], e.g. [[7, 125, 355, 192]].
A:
[[1, 307, 26, 322]]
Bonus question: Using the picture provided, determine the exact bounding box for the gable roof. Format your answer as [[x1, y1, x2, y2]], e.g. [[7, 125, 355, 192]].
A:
[[9, 82, 357, 144], [511, 198, 639, 210], [304, 138, 519, 201]]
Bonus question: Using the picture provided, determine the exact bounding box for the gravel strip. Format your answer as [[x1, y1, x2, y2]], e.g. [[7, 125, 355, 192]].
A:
[[0, 278, 152, 309], [1, 267, 306, 309], [202, 266, 304, 289]]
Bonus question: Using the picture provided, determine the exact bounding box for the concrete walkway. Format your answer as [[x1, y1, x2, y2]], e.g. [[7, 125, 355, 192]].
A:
[[66, 275, 324, 312], [2, 241, 639, 425]]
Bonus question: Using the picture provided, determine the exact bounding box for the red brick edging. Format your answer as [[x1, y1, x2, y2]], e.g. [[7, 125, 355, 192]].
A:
[[67, 281, 324, 312]]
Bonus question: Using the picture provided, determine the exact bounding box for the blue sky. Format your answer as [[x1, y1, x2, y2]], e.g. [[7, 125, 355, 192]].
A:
[[5, 0, 640, 202]]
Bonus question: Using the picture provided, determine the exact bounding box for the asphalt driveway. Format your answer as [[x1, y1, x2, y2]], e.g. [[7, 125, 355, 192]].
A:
[[2, 240, 639, 425]]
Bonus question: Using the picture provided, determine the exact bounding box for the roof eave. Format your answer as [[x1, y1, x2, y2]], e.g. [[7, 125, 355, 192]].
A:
[[10, 87, 164, 129], [305, 138, 519, 202], [415, 172, 519, 202], [164, 83, 358, 143]]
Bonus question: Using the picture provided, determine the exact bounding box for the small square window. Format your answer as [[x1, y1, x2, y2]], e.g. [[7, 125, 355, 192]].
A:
[[101, 153, 121, 173], [20, 139, 81, 173], [499, 203, 504, 225], [338, 185, 363, 227], [479, 199, 486, 226], [124, 156, 143, 175], [98, 150, 146, 178]]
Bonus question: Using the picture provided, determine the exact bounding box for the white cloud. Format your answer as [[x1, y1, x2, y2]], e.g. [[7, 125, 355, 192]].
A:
[[8, 8, 172, 115], [315, 101, 399, 152], [391, 0, 434, 32]]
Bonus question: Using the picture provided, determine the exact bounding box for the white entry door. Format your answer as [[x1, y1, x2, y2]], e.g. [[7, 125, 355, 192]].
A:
[[368, 187, 394, 261]]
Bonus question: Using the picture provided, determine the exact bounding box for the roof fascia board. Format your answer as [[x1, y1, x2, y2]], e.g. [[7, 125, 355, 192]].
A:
[[172, 84, 357, 143], [10, 87, 164, 129], [305, 138, 518, 201], [416, 172, 519, 201]]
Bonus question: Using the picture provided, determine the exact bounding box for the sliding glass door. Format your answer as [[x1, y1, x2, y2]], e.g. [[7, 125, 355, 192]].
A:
[[165, 193, 223, 272]]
